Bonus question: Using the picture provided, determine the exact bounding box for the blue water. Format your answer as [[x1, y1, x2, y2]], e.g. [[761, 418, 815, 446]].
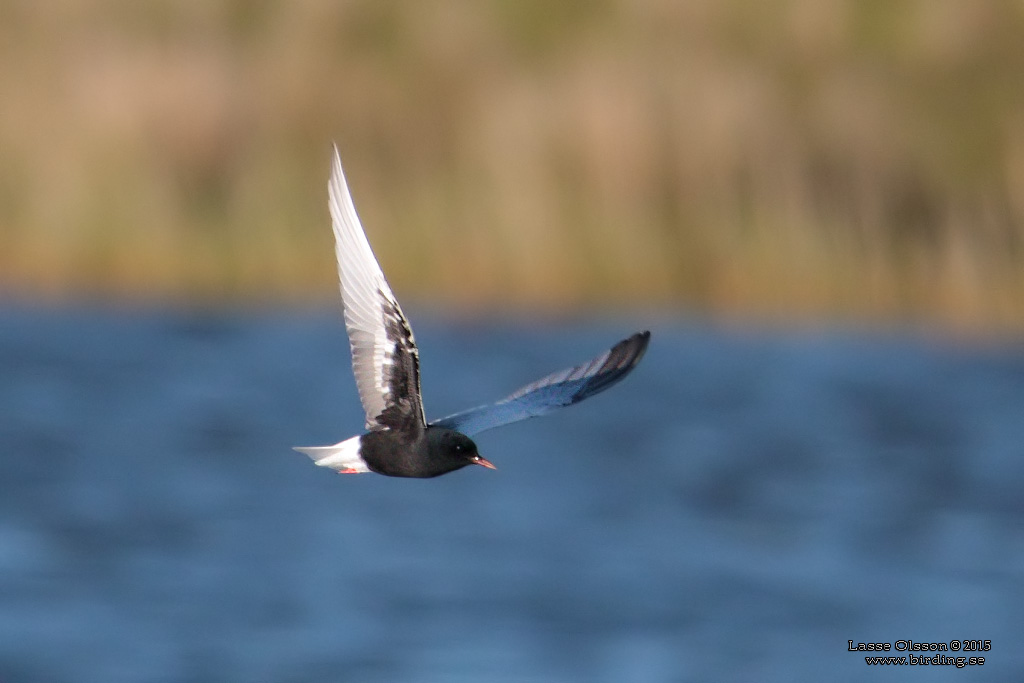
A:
[[1, 306, 1022, 682]]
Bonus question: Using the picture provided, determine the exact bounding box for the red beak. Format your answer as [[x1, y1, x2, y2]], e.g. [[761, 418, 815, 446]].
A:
[[473, 455, 497, 470]]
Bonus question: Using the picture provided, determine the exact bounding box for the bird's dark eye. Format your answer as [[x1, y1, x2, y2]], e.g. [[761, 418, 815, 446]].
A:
[[454, 444, 464, 452]]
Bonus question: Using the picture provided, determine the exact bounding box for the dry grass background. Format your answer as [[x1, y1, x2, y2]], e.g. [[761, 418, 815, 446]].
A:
[[2, 0, 1024, 331]]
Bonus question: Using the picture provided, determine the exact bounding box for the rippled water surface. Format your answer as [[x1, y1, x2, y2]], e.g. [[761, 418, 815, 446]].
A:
[[1, 306, 1022, 682]]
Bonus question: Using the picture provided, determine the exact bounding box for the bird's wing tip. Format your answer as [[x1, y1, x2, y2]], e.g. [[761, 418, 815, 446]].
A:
[[621, 330, 651, 360]]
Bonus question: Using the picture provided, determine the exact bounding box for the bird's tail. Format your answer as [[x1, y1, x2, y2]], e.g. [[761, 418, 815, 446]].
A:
[[292, 435, 368, 473]]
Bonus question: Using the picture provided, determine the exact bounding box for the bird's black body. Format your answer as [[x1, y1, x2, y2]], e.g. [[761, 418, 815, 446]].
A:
[[360, 427, 483, 478]]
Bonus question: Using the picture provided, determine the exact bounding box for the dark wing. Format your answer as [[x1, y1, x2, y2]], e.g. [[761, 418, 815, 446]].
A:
[[329, 146, 426, 434], [431, 331, 650, 436]]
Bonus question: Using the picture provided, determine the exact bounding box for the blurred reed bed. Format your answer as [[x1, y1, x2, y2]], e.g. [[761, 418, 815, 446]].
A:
[[2, 0, 1024, 331]]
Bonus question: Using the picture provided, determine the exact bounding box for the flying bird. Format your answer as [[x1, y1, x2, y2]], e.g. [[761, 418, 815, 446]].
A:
[[294, 146, 650, 478]]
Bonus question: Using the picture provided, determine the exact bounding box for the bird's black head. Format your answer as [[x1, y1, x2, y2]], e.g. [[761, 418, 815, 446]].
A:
[[426, 427, 496, 474]]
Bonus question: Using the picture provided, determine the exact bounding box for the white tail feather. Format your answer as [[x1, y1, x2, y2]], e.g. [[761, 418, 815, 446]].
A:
[[293, 435, 369, 473]]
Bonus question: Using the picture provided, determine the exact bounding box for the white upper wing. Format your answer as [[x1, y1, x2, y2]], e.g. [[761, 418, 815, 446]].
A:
[[328, 146, 426, 433]]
